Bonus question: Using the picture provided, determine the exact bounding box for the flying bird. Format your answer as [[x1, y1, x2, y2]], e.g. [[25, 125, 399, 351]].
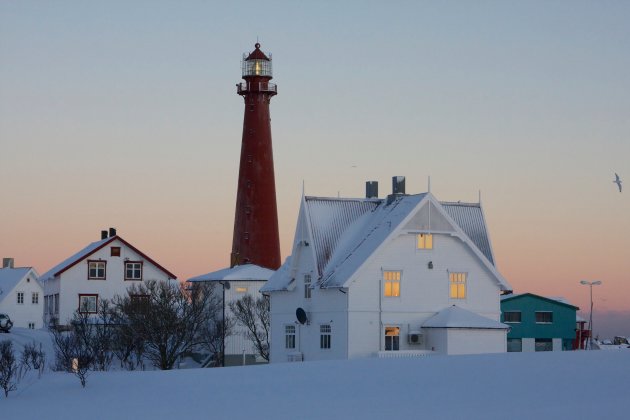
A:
[[613, 173, 622, 192]]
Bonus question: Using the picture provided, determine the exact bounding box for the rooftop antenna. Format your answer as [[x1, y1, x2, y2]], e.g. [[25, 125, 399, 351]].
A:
[[478, 190, 482, 204], [428, 176, 431, 193]]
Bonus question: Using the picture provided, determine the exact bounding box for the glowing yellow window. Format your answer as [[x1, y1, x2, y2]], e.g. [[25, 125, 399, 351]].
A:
[[235, 287, 248, 293], [449, 272, 466, 299], [383, 271, 401, 297], [417, 233, 433, 249]]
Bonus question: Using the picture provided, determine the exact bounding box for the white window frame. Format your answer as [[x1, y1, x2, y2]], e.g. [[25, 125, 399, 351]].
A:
[[449, 272, 467, 300], [320, 324, 332, 350], [384, 326, 400, 351], [383, 270, 402, 297], [79, 294, 98, 314], [416, 233, 433, 250], [304, 274, 312, 299], [88, 261, 106, 280], [124, 262, 143, 281], [17, 292, 24, 304], [285, 325, 296, 349], [32, 292, 39, 305]]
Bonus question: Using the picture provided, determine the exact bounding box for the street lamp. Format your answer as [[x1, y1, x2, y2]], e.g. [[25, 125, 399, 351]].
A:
[[580, 280, 602, 350], [218, 280, 230, 366]]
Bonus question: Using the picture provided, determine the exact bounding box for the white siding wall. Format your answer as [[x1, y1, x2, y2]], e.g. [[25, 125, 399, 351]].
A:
[[52, 239, 173, 324], [223, 280, 266, 357], [0, 271, 44, 329], [444, 329, 506, 355], [522, 338, 536, 352], [346, 232, 502, 357]]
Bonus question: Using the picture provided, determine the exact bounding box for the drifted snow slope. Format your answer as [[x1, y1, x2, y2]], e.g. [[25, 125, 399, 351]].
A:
[[2, 350, 629, 419]]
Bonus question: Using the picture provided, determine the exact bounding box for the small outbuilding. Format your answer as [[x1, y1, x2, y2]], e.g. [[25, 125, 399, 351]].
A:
[[0, 258, 43, 329]]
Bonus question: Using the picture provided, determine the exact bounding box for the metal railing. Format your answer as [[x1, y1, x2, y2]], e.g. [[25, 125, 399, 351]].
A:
[[376, 350, 435, 358], [236, 82, 277, 94]]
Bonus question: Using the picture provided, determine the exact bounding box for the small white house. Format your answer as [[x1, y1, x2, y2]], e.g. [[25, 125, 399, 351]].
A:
[[188, 264, 274, 365], [39, 228, 177, 325], [262, 178, 511, 363], [0, 258, 43, 329]]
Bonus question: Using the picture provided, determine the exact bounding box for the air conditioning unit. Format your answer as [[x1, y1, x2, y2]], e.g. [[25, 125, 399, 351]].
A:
[[408, 332, 424, 345]]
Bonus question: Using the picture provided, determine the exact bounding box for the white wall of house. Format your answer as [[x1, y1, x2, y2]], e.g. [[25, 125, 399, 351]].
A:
[[267, 194, 508, 362], [44, 238, 173, 324], [552, 338, 562, 351], [223, 280, 266, 358], [0, 270, 43, 329]]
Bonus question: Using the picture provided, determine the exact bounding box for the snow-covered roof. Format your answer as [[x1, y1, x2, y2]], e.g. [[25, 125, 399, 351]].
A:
[[442, 202, 494, 265], [39, 235, 177, 282], [263, 192, 511, 293], [0, 267, 38, 303], [422, 305, 509, 330], [187, 264, 274, 283], [320, 194, 426, 288]]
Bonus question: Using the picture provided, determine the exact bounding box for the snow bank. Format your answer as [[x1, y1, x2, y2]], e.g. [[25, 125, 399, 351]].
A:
[[1, 349, 629, 419]]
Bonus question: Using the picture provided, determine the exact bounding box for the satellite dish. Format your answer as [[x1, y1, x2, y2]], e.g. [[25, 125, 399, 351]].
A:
[[296, 307, 308, 325]]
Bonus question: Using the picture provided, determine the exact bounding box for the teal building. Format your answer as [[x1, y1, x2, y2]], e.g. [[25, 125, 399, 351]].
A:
[[500, 293, 578, 352]]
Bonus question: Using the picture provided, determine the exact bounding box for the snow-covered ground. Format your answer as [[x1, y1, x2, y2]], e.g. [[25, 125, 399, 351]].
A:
[[1, 328, 629, 420]]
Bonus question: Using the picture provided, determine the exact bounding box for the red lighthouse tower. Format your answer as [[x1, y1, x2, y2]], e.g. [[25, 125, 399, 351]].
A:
[[230, 43, 281, 270]]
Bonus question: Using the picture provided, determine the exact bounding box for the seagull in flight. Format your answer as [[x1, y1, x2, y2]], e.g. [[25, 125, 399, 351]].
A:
[[613, 173, 622, 192]]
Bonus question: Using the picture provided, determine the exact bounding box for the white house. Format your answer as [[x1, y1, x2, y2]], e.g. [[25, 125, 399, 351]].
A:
[[188, 264, 274, 366], [261, 178, 512, 363], [39, 228, 177, 325], [0, 258, 43, 329]]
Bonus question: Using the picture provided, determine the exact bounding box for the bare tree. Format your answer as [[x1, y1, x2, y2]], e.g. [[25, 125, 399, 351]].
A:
[[229, 294, 270, 362], [113, 280, 216, 370], [20, 342, 46, 379], [196, 283, 235, 366], [0, 341, 19, 397]]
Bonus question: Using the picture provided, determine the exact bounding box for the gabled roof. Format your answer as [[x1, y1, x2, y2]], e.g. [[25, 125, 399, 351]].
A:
[[422, 305, 509, 330], [501, 293, 579, 310], [442, 202, 495, 265], [0, 267, 39, 303], [39, 235, 177, 282], [262, 192, 511, 293], [187, 264, 274, 283]]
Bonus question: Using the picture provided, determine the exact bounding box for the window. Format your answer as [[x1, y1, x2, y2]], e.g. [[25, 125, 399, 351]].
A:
[[304, 274, 312, 299], [320, 324, 331, 349], [235, 287, 248, 293], [535, 312, 553, 324], [130, 294, 150, 313], [417, 233, 433, 249], [17, 292, 24, 304], [28, 322, 35, 330], [535, 338, 552, 352], [111, 247, 121, 257], [32, 292, 39, 304], [503, 311, 521, 323], [507, 338, 522, 352], [79, 294, 98, 314], [125, 262, 143, 281], [285, 325, 296, 349], [383, 271, 401, 297], [44, 296, 49, 314], [54, 294, 59, 314], [449, 272, 466, 299], [88, 261, 106, 279], [385, 326, 400, 351]]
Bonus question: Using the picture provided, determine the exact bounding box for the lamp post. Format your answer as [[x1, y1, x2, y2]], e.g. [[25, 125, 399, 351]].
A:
[[218, 281, 231, 366], [580, 280, 602, 350]]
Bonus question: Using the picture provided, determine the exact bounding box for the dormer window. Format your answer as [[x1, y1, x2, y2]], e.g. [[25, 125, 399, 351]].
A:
[[88, 261, 106, 280], [417, 233, 433, 249]]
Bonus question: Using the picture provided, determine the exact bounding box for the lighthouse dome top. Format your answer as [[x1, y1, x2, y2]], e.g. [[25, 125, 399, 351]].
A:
[[242, 43, 273, 78]]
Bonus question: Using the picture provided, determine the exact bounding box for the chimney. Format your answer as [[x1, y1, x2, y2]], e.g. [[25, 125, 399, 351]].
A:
[[2, 258, 14, 269], [101, 230, 108, 240], [109, 227, 117, 237], [366, 181, 378, 199], [392, 176, 406, 195]]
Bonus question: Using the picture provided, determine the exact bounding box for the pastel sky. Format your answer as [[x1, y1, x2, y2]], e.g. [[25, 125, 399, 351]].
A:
[[1, 1, 629, 336]]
